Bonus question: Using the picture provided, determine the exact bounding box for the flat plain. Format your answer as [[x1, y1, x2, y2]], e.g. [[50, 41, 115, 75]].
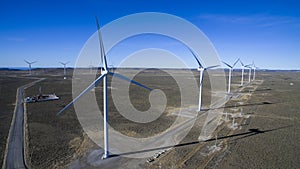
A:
[[0, 70, 35, 167], [0, 68, 299, 169]]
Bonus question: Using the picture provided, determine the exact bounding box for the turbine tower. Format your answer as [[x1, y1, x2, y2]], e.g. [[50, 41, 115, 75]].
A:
[[89, 64, 94, 74], [239, 59, 245, 86], [252, 61, 257, 81], [189, 49, 218, 111], [57, 16, 152, 159], [222, 59, 239, 94], [60, 61, 69, 79], [245, 64, 252, 83], [24, 60, 36, 75]]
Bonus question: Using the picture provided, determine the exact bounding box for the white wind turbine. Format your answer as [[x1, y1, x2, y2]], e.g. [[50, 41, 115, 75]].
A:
[[59, 61, 69, 79], [222, 59, 239, 94], [24, 60, 36, 75], [245, 63, 253, 83], [252, 61, 257, 81], [189, 49, 219, 111], [89, 64, 95, 74], [239, 59, 245, 86], [57, 17, 152, 159]]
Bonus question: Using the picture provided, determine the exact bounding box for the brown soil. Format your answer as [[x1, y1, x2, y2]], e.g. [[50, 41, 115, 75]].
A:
[[0, 72, 35, 168], [2, 69, 299, 169]]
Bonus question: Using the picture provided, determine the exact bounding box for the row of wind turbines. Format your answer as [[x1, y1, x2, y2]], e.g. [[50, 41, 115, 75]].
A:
[[222, 59, 257, 93], [192, 54, 258, 112], [54, 16, 259, 159], [24, 60, 70, 79], [18, 16, 262, 159]]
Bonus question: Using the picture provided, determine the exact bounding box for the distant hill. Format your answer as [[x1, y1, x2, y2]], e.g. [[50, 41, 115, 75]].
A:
[[0, 67, 27, 71]]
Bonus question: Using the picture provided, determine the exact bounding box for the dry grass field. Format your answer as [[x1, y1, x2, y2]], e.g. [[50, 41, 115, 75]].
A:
[[213, 71, 300, 169], [0, 70, 37, 167], [24, 68, 202, 168], [1, 69, 299, 169]]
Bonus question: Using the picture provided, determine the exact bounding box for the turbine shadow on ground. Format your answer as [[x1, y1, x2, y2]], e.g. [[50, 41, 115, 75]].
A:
[[108, 140, 200, 158], [222, 101, 277, 109], [108, 125, 292, 158], [238, 88, 272, 93], [204, 125, 292, 142], [200, 101, 279, 111]]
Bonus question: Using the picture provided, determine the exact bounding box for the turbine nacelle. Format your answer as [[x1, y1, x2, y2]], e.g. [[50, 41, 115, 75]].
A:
[[239, 59, 245, 68], [101, 69, 108, 75], [197, 67, 204, 71], [24, 60, 36, 65], [60, 61, 69, 66]]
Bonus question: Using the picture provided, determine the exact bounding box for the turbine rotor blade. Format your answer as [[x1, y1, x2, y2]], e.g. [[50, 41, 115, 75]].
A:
[[222, 61, 232, 68], [206, 65, 219, 69], [188, 48, 203, 68], [108, 72, 152, 91], [232, 58, 239, 67], [24, 60, 30, 64], [239, 59, 244, 66], [57, 74, 106, 116], [95, 16, 108, 71]]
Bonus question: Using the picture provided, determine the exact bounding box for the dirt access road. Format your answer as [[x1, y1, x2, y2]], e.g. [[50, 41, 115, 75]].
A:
[[2, 78, 44, 169]]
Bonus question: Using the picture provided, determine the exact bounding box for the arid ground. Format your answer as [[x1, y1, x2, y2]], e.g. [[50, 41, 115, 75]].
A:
[[0, 70, 35, 167], [0, 68, 299, 169]]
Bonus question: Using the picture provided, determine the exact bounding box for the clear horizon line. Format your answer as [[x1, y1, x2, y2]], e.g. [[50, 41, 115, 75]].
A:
[[1, 66, 300, 71]]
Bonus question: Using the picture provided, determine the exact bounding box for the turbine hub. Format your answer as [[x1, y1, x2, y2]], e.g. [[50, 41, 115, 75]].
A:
[[197, 67, 204, 71], [101, 70, 108, 75]]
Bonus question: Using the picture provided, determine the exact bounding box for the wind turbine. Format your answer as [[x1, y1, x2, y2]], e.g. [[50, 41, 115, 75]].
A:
[[109, 64, 115, 73], [252, 61, 257, 81], [89, 64, 94, 74], [222, 59, 239, 94], [24, 60, 36, 75], [56, 16, 152, 159], [245, 63, 253, 83], [189, 49, 219, 112], [59, 61, 69, 79], [239, 59, 245, 86]]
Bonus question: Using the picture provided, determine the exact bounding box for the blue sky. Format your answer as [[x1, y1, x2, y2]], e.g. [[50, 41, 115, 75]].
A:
[[1, 0, 300, 69]]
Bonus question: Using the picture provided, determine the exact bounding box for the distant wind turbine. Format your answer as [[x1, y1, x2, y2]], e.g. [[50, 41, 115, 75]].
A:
[[189, 49, 219, 111], [109, 64, 115, 73], [222, 59, 239, 94], [89, 64, 94, 74], [245, 63, 253, 83], [57, 16, 152, 159], [252, 61, 257, 81], [59, 61, 69, 79], [239, 59, 245, 86], [24, 60, 36, 75]]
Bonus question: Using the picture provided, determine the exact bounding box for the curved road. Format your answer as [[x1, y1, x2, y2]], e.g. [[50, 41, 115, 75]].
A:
[[3, 79, 44, 169]]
